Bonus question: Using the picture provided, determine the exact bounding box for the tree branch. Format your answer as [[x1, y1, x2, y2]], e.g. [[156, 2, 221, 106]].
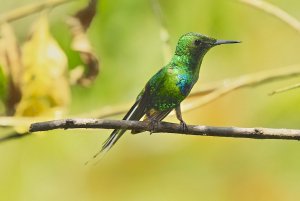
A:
[[28, 118, 300, 140]]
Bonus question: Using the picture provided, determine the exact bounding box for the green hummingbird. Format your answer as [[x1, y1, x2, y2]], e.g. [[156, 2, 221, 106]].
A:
[[97, 32, 239, 156]]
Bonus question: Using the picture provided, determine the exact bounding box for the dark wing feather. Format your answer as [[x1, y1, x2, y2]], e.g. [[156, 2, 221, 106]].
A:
[[93, 67, 169, 158], [147, 109, 173, 122]]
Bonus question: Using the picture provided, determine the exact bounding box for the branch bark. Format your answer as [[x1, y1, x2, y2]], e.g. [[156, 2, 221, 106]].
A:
[[29, 118, 300, 140]]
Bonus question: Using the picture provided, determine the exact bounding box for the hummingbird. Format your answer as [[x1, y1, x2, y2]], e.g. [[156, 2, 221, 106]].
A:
[[96, 32, 239, 157]]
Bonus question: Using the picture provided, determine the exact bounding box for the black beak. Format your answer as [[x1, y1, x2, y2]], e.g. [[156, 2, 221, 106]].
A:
[[214, 40, 241, 46]]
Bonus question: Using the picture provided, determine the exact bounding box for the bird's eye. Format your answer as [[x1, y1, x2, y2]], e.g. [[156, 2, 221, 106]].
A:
[[194, 39, 201, 46]]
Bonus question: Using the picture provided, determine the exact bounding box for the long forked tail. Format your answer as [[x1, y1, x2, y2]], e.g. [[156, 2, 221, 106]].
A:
[[87, 97, 146, 162], [100, 128, 126, 155]]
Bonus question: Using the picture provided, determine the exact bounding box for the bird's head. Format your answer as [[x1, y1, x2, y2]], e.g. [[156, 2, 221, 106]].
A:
[[175, 32, 240, 57]]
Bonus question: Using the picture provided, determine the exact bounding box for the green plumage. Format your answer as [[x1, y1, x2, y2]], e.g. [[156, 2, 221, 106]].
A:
[[93, 32, 239, 156]]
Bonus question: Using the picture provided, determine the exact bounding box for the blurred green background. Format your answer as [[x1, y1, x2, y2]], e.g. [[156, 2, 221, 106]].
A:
[[1, 0, 300, 200]]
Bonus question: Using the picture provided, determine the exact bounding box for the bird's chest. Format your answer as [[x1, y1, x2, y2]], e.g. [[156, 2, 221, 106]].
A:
[[161, 69, 193, 96], [149, 68, 193, 110], [175, 73, 194, 96]]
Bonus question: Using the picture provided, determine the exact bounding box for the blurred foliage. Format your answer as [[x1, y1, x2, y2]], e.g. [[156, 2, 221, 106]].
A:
[[0, 0, 98, 122], [1, 0, 300, 201], [16, 14, 70, 118]]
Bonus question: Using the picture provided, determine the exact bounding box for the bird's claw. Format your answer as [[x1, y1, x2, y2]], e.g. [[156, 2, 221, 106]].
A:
[[180, 120, 188, 132]]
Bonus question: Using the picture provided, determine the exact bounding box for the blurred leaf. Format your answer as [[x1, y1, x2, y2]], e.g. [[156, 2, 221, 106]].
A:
[[15, 14, 70, 119], [67, 0, 99, 87], [74, 0, 97, 31], [0, 23, 22, 116]]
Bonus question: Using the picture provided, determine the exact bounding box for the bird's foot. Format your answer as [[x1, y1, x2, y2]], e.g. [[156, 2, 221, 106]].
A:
[[149, 120, 159, 134], [180, 120, 188, 132]]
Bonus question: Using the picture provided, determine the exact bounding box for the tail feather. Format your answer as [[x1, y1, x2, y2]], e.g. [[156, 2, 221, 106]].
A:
[[89, 129, 126, 160], [90, 96, 147, 161], [101, 129, 126, 153]]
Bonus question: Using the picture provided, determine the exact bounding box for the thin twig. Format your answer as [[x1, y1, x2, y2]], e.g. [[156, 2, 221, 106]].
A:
[[182, 64, 300, 112], [29, 118, 300, 140], [240, 1, 300, 95], [0, 132, 30, 143], [0, 0, 75, 24], [150, 0, 172, 63], [270, 82, 300, 95], [241, 0, 300, 33]]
